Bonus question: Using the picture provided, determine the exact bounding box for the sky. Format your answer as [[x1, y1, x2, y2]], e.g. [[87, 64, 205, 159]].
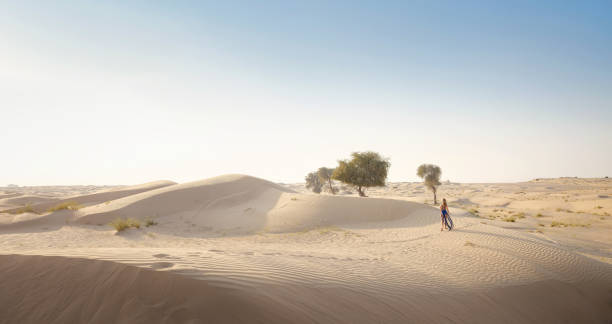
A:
[[1, 1, 611, 185]]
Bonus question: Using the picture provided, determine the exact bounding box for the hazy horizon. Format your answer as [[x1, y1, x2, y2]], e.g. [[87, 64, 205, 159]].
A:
[[2, 1, 611, 186]]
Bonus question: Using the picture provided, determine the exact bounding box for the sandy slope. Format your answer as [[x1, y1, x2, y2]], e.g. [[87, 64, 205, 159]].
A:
[[0, 175, 611, 323], [1, 254, 609, 324], [0, 180, 175, 214], [73, 174, 432, 234], [0, 180, 176, 230], [0, 254, 292, 324]]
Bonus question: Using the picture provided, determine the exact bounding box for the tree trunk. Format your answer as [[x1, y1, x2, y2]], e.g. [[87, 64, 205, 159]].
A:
[[357, 186, 366, 197], [433, 188, 437, 205], [328, 180, 335, 194]]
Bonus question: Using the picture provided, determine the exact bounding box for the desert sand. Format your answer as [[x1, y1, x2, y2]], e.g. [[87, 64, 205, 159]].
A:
[[1, 175, 611, 323]]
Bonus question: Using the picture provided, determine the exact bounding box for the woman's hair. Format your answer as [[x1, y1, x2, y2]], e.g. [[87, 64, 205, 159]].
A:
[[442, 198, 447, 206]]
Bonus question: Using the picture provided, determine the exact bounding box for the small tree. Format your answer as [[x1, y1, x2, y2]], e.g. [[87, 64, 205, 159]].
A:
[[317, 167, 336, 194], [417, 164, 441, 204], [305, 171, 322, 193], [332, 151, 390, 197]]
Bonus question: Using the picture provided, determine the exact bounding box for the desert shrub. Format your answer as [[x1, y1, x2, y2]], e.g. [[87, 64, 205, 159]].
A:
[[536, 213, 543, 217], [502, 216, 516, 222], [110, 218, 141, 232], [515, 212, 526, 219], [145, 219, 158, 227], [128, 218, 141, 229], [9, 204, 38, 215], [305, 171, 322, 193], [417, 164, 442, 204], [48, 201, 81, 212], [332, 151, 390, 197], [317, 167, 336, 194], [551, 221, 589, 228]]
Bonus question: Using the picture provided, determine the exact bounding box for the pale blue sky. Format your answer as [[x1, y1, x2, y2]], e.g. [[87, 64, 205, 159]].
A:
[[1, 1, 611, 185]]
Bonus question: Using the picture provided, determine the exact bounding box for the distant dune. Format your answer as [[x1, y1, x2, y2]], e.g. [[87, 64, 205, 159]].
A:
[[0, 180, 176, 231]]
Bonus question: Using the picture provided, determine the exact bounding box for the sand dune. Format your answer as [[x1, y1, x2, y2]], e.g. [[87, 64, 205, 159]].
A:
[[0, 180, 175, 215], [75, 174, 432, 233], [1, 254, 610, 324], [1, 175, 611, 323], [0, 254, 291, 324]]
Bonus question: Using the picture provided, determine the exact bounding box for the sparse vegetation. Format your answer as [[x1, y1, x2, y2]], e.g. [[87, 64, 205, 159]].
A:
[[317, 167, 337, 194], [9, 204, 38, 215], [464, 241, 476, 247], [110, 218, 141, 232], [550, 221, 589, 228], [145, 219, 158, 227], [596, 206, 603, 209], [417, 164, 442, 204], [536, 213, 543, 217], [502, 216, 516, 222], [48, 201, 81, 212], [290, 197, 298, 201], [318, 226, 343, 234], [332, 151, 390, 197], [305, 171, 323, 193], [515, 212, 526, 219], [468, 208, 479, 216]]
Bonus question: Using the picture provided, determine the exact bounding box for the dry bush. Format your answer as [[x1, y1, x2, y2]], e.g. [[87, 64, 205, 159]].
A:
[[110, 218, 141, 232], [9, 204, 38, 215], [48, 201, 81, 212]]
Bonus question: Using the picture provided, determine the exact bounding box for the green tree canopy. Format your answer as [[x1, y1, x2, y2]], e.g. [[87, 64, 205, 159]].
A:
[[417, 164, 442, 204], [332, 151, 390, 197]]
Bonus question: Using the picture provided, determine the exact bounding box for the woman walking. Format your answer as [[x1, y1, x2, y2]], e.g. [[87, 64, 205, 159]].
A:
[[440, 198, 453, 231]]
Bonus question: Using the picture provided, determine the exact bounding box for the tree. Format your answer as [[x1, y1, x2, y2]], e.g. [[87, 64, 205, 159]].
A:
[[305, 171, 322, 193], [332, 151, 390, 197], [317, 167, 336, 194], [417, 164, 442, 204]]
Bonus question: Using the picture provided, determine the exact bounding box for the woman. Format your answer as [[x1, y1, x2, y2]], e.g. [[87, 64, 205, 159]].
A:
[[440, 198, 452, 231]]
